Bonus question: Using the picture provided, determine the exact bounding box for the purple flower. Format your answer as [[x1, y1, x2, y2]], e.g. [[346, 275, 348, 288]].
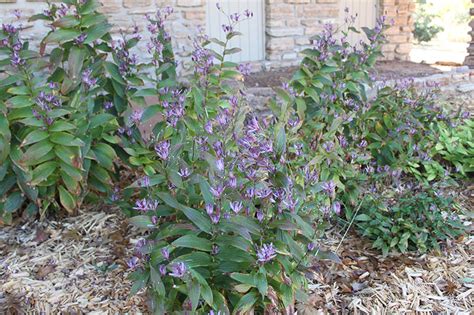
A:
[[307, 242, 315, 251], [161, 247, 170, 260], [210, 213, 220, 224], [104, 101, 113, 110], [358, 140, 368, 148], [332, 201, 341, 215], [216, 158, 224, 172], [211, 244, 220, 255], [169, 262, 187, 278], [139, 176, 150, 187], [131, 109, 143, 123], [321, 180, 336, 197], [256, 210, 264, 222], [338, 135, 348, 148], [237, 63, 252, 76], [244, 9, 253, 18], [151, 216, 158, 225], [155, 140, 171, 160], [82, 68, 97, 89], [133, 198, 159, 212], [204, 121, 213, 134], [159, 264, 167, 275], [178, 167, 191, 178], [210, 184, 224, 198], [74, 33, 87, 45], [230, 201, 243, 214], [127, 256, 139, 269], [256, 243, 277, 263], [205, 204, 214, 215], [323, 141, 334, 152], [227, 172, 237, 188], [13, 9, 21, 19]]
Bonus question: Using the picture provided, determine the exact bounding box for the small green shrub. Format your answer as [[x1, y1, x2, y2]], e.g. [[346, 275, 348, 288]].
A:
[[430, 117, 474, 176], [353, 186, 465, 255], [0, 0, 139, 222], [413, 6, 444, 43]]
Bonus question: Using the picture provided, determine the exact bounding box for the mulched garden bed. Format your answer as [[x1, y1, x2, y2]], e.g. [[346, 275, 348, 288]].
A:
[[244, 61, 443, 88], [1, 184, 472, 313]]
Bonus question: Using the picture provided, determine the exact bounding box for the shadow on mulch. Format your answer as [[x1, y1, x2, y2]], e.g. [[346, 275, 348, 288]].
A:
[[244, 61, 443, 88]]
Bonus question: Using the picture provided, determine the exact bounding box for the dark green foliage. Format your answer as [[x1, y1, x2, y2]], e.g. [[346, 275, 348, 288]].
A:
[[413, 6, 444, 43], [0, 0, 138, 221], [353, 187, 465, 255]]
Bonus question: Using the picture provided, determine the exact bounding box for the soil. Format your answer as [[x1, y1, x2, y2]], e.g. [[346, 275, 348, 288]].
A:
[[244, 61, 443, 88]]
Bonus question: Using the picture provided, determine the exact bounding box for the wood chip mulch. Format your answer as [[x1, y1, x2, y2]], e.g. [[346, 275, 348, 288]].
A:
[[0, 207, 472, 314]]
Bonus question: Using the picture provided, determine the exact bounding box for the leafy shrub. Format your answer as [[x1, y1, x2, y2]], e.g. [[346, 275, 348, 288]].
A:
[[413, 5, 444, 43], [353, 185, 465, 255], [119, 8, 339, 313], [0, 0, 140, 222], [430, 117, 474, 176]]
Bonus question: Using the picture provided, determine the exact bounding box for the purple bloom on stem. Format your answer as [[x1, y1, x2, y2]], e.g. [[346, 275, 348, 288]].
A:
[[307, 242, 315, 251], [210, 184, 224, 198], [82, 68, 97, 89], [323, 141, 334, 152], [256, 210, 264, 222], [322, 180, 336, 197], [159, 264, 167, 275], [169, 262, 187, 278], [178, 167, 191, 178], [237, 63, 252, 76], [139, 176, 150, 187], [257, 243, 277, 263], [127, 256, 139, 269], [204, 121, 213, 134], [332, 201, 341, 215], [133, 198, 159, 212], [216, 158, 224, 172], [230, 201, 243, 214], [161, 247, 170, 260], [104, 101, 113, 110], [210, 213, 220, 224], [155, 140, 171, 160], [131, 109, 143, 123], [205, 204, 214, 215], [358, 140, 368, 148], [151, 216, 158, 225]]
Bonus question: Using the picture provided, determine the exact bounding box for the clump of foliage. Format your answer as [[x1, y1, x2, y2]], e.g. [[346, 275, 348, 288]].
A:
[[430, 116, 474, 176], [0, 0, 145, 222], [413, 5, 444, 43], [353, 184, 465, 255], [119, 6, 338, 313]]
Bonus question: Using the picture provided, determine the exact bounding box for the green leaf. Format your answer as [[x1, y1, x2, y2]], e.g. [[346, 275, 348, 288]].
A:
[[21, 130, 49, 147], [104, 61, 127, 85], [355, 214, 372, 221], [58, 185, 76, 213], [83, 23, 112, 44], [233, 290, 258, 314], [188, 280, 201, 312], [129, 215, 154, 228], [50, 132, 84, 147], [22, 140, 54, 163], [7, 96, 33, 108], [157, 192, 212, 234], [275, 125, 286, 156], [49, 121, 76, 132], [43, 29, 81, 44], [150, 266, 166, 296], [172, 234, 212, 252], [4, 191, 25, 213], [68, 46, 86, 82], [230, 273, 256, 287], [31, 161, 57, 185]]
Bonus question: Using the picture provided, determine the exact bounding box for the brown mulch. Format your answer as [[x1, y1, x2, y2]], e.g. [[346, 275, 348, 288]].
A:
[[244, 61, 443, 88], [0, 211, 147, 314], [0, 183, 472, 313]]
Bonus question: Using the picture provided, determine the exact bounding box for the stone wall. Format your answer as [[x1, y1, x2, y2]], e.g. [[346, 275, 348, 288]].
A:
[[465, 3, 474, 68], [379, 0, 415, 61], [0, 0, 415, 70], [265, 0, 339, 62]]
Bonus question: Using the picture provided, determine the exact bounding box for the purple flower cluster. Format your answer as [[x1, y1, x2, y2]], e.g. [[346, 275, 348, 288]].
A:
[[256, 243, 277, 263]]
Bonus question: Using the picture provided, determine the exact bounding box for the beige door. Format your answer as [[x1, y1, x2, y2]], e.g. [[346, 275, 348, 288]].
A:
[[206, 0, 265, 62], [339, 0, 379, 46]]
